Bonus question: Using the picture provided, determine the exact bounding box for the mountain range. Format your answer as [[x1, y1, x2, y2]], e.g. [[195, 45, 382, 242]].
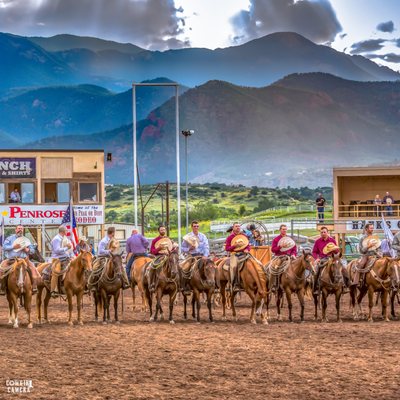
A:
[[23, 73, 400, 187], [1, 31, 398, 94]]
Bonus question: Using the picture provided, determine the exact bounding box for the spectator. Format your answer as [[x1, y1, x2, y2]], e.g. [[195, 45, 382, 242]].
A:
[[10, 187, 21, 203], [383, 191, 394, 216], [374, 194, 382, 216], [315, 193, 326, 222]]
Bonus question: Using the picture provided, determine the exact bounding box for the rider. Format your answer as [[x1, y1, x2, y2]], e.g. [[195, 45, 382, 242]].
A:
[[125, 227, 149, 282], [351, 223, 381, 287], [150, 225, 177, 255], [270, 224, 297, 291], [181, 220, 210, 294], [225, 222, 250, 292], [0, 225, 38, 295], [50, 226, 73, 298], [95, 226, 130, 290], [312, 226, 342, 294]]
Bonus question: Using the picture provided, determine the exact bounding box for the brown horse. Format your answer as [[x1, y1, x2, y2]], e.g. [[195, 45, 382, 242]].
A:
[[271, 250, 315, 323], [313, 253, 345, 322], [182, 257, 216, 322], [348, 257, 395, 322], [215, 255, 267, 324], [2, 259, 33, 328], [93, 253, 124, 324], [36, 251, 93, 325], [142, 251, 180, 324], [389, 259, 400, 319], [130, 256, 152, 312]]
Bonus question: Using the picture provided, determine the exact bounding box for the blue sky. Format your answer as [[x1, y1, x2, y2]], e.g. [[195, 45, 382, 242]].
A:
[[0, 0, 399, 70]]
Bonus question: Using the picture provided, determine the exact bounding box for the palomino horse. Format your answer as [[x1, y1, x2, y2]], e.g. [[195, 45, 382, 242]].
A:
[[2, 259, 33, 328], [36, 251, 93, 325], [348, 257, 396, 322], [215, 255, 267, 324], [142, 251, 180, 324], [93, 253, 124, 324], [182, 257, 216, 322], [313, 253, 345, 322], [130, 256, 152, 312], [271, 250, 315, 323]]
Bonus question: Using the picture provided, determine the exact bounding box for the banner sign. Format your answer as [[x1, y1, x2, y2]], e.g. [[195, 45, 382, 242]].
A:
[[0, 205, 103, 225], [0, 158, 36, 178], [346, 220, 400, 231]]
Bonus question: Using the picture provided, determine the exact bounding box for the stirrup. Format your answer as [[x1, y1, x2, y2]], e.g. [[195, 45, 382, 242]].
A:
[[32, 287, 38, 294], [233, 285, 241, 293], [0, 290, 6, 296], [51, 291, 59, 298]]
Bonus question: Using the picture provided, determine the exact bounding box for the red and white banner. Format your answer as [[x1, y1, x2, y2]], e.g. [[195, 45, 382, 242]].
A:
[[0, 205, 104, 225]]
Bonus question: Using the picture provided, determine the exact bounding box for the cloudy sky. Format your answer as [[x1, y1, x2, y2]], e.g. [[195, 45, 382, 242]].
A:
[[0, 0, 399, 70]]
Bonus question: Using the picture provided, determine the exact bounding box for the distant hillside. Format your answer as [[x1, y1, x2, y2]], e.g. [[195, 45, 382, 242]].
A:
[[24, 73, 400, 187], [1, 31, 399, 93], [0, 78, 189, 140]]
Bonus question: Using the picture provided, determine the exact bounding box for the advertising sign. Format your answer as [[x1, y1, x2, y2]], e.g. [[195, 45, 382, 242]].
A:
[[0, 158, 36, 178]]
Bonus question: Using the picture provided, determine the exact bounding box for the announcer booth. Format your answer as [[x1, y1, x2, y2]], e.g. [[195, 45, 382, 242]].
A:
[[333, 166, 400, 250], [0, 150, 105, 256]]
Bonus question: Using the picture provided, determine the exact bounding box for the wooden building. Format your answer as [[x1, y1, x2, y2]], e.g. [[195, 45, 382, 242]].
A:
[[0, 150, 105, 254]]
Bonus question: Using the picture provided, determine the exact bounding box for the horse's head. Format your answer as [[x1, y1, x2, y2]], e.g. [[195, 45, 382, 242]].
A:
[[29, 245, 45, 263], [12, 258, 28, 291], [79, 250, 93, 272], [167, 250, 179, 279], [388, 258, 400, 292], [302, 249, 316, 273], [329, 253, 345, 284], [110, 252, 123, 274], [199, 257, 216, 287]]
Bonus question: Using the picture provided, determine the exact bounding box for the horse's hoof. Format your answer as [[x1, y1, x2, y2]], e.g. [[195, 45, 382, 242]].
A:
[[102, 321, 107, 325], [221, 316, 227, 322], [27, 323, 33, 329], [368, 318, 374, 323], [385, 318, 390, 322], [13, 324, 18, 329], [300, 320, 305, 324], [78, 321, 84, 326], [8, 320, 12, 325], [68, 321, 74, 326], [262, 320, 269, 325], [149, 317, 154, 322], [251, 319, 257, 325], [160, 314, 164, 321], [337, 319, 343, 323], [170, 320, 175, 325]]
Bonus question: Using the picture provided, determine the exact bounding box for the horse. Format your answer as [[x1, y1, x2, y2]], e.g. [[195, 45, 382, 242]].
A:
[[130, 256, 152, 312], [313, 253, 346, 322], [215, 255, 268, 324], [389, 259, 400, 319], [93, 253, 124, 324], [271, 250, 315, 323], [142, 251, 180, 324], [348, 257, 395, 322], [2, 258, 33, 328], [36, 251, 93, 325], [182, 257, 216, 323]]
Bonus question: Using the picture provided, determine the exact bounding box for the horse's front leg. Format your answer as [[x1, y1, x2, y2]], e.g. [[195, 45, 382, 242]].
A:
[[66, 290, 74, 326], [131, 282, 136, 312], [106, 295, 111, 322], [350, 286, 358, 320], [154, 288, 161, 321], [285, 288, 293, 322], [25, 291, 33, 329], [7, 292, 14, 326], [183, 294, 188, 320], [76, 291, 84, 325], [390, 291, 397, 320], [36, 287, 43, 324], [276, 289, 282, 321], [335, 290, 342, 323], [169, 289, 177, 324], [193, 288, 201, 323], [382, 290, 390, 322], [221, 283, 227, 321], [114, 291, 120, 323], [321, 290, 328, 322], [367, 287, 375, 322], [297, 289, 305, 323], [192, 293, 196, 320], [207, 289, 213, 323], [230, 291, 238, 322], [94, 291, 99, 322]]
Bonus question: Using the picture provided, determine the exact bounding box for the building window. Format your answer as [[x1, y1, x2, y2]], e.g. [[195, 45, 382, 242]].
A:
[[21, 183, 34, 203], [79, 183, 98, 202], [44, 182, 70, 203], [0, 183, 5, 203]]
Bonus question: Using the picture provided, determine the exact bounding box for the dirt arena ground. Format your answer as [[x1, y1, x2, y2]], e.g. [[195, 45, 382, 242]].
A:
[[0, 291, 399, 400]]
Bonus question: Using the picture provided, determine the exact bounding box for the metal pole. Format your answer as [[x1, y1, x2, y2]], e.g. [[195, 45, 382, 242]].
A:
[[132, 84, 138, 228], [175, 86, 181, 248], [166, 181, 170, 236], [41, 223, 46, 258], [185, 135, 189, 233]]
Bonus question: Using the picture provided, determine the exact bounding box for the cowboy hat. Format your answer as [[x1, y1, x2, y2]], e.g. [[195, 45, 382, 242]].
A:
[[62, 236, 71, 248], [362, 235, 381, 251], [13, 236, 31, 250], [79, 236, 88, 242], [231, 234, 249, 251], [183, 234, 199, 249], [278, 236, 296, 252], [155, 237, 174, 254], [322, 242, 340, 255], [107, 238, 121, 252]]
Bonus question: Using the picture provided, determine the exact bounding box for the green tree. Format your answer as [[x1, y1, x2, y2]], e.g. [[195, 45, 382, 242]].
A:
[[239, 205, 246, 216]]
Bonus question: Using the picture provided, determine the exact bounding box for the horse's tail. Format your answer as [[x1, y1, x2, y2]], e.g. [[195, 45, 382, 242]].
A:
[[246, 259, 267, 298]]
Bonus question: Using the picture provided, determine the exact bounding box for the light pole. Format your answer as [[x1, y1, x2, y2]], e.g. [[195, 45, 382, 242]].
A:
[[181, 129, 194, 233]]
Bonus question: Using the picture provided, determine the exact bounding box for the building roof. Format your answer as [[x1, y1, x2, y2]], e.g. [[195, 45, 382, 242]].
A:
[[0, 149, 104, 153]]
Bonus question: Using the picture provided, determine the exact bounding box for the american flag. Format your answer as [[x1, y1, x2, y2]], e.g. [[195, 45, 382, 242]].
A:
[[62, 200, 79, 250]]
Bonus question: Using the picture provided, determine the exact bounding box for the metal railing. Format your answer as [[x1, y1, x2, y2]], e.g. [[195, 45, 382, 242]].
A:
[[337, 204, 399, 218]]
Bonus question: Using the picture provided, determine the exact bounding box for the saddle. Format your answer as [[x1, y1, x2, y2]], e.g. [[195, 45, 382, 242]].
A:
[[222, 254, 249, 271], [43, 259, 70, 285]]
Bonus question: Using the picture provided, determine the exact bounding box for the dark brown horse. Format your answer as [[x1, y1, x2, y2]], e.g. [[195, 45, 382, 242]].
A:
[[182, 257, 216, 322], [215, 255, 267, 324], [313, 253, 346, 322], [270, 250, 315, 323], [3, 259, 33, 328], [93, 253, 124, 324], [389, 259, 400, 319], [143, 251, 180, 324], [348, 257, 395, 322], [36, 251, 93, 325]]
